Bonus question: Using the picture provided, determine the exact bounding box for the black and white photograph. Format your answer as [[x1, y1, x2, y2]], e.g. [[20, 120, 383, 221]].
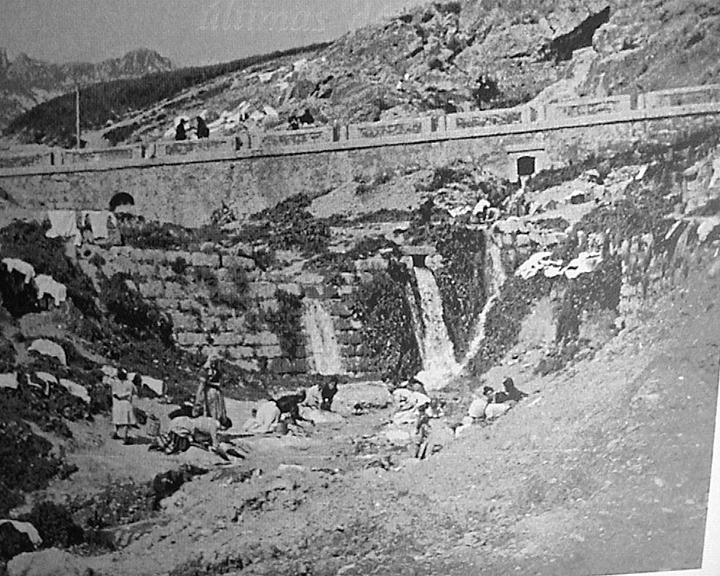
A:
[[0, 1, 718, 575]]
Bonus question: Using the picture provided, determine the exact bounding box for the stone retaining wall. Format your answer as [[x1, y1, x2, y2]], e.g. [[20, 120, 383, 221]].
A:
[[84, 246, 392, 377]]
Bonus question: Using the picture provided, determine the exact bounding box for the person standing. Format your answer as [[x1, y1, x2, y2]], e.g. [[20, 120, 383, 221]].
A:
[[193, 358, 228, 422], [111, 367, 137, 444]]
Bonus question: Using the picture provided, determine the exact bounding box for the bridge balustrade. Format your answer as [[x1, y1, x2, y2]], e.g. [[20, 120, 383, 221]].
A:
[[0, 152, 54, 169], [155, 137, 237, 158], [644, 85, 720, 109], [446, 107, 524, 131], [254, 126, 334, 149], [348, 116, 432, 139], [61, 146, 138, 165], [545, 95, 631, 121], [3, 83, 720, 176]]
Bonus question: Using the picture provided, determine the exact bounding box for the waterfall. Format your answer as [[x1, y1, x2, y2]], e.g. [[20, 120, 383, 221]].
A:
[[460, 235, 507, 368], [413, 266, 461, 390], [302, 300, 343, 375]]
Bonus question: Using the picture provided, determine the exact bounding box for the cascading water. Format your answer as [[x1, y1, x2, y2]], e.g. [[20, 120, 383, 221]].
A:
[[302, 299, 344, 375], [460, 235, 506, 368], [412, 266, 461, 390]]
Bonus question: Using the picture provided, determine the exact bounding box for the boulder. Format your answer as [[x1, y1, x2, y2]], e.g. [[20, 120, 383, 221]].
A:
[[7, 548, 92, 576], [333, 382, 392, 415]]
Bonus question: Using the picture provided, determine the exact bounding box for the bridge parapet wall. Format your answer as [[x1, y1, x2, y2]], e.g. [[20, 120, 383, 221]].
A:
[[446, 108, 524, 131], [547, 95, 631, 121], [154, 137, 237, 158], [61, 145, 139, 165], [348, 116, 432, 139], [256, 126, 334, 148], [0, 151, 53, 169], [645, 85, 720, 108], [2, 84, 720, 176]]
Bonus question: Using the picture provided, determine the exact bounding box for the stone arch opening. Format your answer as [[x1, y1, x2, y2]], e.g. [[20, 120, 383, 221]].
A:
[[109, 192, 135, 212], [517, 155, 536, 177]]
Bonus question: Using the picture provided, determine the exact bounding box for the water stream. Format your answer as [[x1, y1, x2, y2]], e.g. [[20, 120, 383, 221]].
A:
[[460, 235, 507, 368], [302, 299, 344, 375], [412, 266, 461, 390]]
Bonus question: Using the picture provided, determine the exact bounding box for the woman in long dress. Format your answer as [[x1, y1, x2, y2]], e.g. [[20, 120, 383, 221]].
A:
[[193, 360, 227, 422], [112, 367, 137, 444]]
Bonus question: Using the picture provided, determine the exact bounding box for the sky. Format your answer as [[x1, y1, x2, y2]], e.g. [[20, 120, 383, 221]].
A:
[[0, 0, 429, 67]]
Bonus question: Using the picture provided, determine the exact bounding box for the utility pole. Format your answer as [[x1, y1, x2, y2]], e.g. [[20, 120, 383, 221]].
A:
[[75, 85, 81, 149]]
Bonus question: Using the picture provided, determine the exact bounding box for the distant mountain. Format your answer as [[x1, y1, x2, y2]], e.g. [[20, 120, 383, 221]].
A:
[[0, 48, 173, 128]]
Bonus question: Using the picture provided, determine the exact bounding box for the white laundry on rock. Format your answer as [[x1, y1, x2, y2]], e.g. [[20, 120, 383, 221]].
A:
[[468, 396, 489, 419], [28, 339, 67, 365], [2, 257, 36, 283], [0, 373, 19, 390], [34, 275, 67, 306], [59, 378, 90, 403]]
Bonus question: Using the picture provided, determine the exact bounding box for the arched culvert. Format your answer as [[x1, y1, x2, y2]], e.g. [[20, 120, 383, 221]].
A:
[[109, 192, 135, 212], [517, 155, 536, 178]]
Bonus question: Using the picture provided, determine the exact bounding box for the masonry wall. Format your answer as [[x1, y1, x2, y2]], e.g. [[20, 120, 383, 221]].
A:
[[81, 245, 391, 377], [3, 85, 720, 227]]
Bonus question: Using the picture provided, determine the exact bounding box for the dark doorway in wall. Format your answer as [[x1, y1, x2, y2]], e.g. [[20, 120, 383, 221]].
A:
[[517, 156, 536, 177], [109, 192, 135, 211]]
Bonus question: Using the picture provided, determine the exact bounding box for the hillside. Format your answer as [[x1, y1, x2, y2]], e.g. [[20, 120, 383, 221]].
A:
[[1, 100, 720, 574], [0, 48, 173, 131], [6, 0, 720, 147]]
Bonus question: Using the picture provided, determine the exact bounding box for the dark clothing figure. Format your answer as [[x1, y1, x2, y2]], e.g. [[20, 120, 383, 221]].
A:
[[298, 109, 314, 126], [275, 391, 313, 425], [196, 116, 209, 138], [502, 377, 527, 402], [175, 120, 187, 141], [319, 380, 338, 411]]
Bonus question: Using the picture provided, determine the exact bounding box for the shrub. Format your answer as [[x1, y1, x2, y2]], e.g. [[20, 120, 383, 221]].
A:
[[26, 501, 84, 548], [264, 290, 305, 358], [101, 273, 173, 345], [171, 257, 189, 275], [350, 262, 421, 381], [0, 415, 66, 516], [0, 221, 99, 318]]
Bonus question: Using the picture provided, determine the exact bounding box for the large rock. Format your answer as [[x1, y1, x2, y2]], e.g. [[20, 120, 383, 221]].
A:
[[7, 548, 92, 576], [333, 382, 392, 415]]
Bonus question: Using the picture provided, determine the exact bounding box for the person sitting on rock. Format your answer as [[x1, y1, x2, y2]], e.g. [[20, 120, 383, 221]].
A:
[[500, 377, 527, 403], [320, 377, 339, 411], [484, 385, 511, 421], [196, 115, 210, 138], [175, 119, 187, 141], [275, 390, 315, 426]]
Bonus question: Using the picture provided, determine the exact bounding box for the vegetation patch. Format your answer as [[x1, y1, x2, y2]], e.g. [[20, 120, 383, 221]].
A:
[[233, 194, 331, 257], [0, 412, 73, 516], [264, 290, 305, 358], [467, 273, 554, 376], [0, 221, 99, 318], [101, 273, 173, 346], [350, 261, 421, 382]]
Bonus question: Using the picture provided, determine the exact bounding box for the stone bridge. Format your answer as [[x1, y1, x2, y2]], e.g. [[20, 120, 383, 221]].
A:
[[2, 84, 720, 227]]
